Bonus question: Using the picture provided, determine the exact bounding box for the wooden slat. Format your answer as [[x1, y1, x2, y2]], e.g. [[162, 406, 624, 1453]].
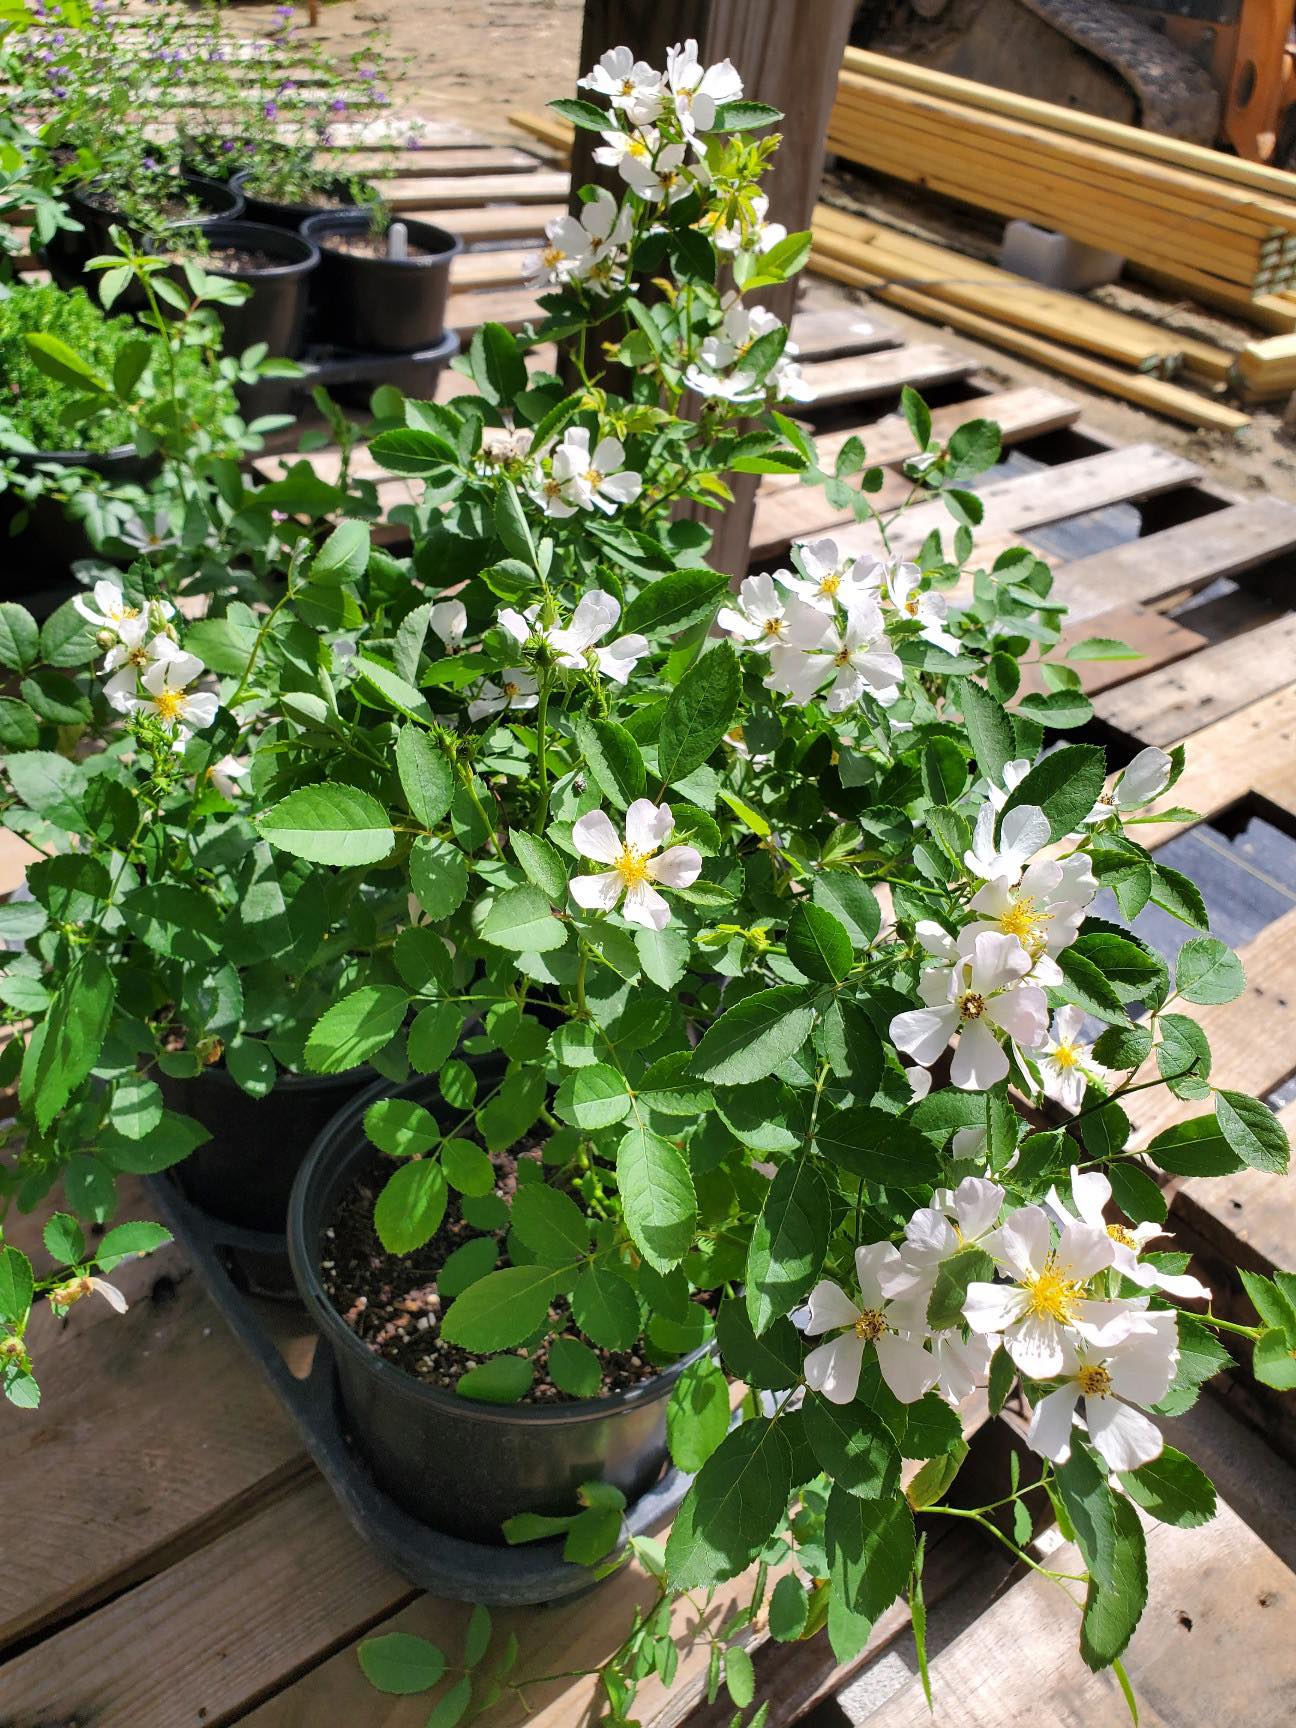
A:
[[429, 203, 564, 243], [0, 1193, 306, 1649], [445, 286, 543, 334], [1055, 498, 1296, 623], [1095, 613, 1296, 745], [795, 343, 976, 409], [384, 170, 569, 211], [786, 305, 904, 360], [1018, 604, 1208, 699], [868, 1497, 1296, 1726], [1124, 682, 1296, 848], [0, 1478, 413, 1726], [316, 146, 542, 179], [833, 444, 1203, 562], [1125, 904, 1296, 1147], [759, 386, 1081, 497]]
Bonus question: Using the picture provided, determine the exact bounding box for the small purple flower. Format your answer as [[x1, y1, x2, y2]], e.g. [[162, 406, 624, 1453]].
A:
[[330, 97, 346, 113], [405, 134, 421, 150], [221, 139, 236, 154], [263, 100, 278, 120], [276, 3, 293, 14], [142, 156, 156, 170]]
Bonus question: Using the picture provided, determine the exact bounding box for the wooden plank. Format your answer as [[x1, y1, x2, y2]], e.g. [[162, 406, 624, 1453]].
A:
[[796, 343, 977, 409], [420, 203, 565, 243], [757, 386, 1081, 520], [445, 286, 543, 334], [383, 170, 569, 211], [1018, 604, 1209, 700], [1055, 498, 1296, 623], [1095, 613, 1296, 745], [0, 1478, 414, 1726], [1124, 682, 1296, 848], [833, 445, 1203, 563], [1173, 1100, 1296, 1289], [1125, 904, 1296, 1147], [868, 1497, 1296, 1726], [0, 1195, 307, 1649], [316, 145, 543, 179], [810, 255, 1253, 432], [786, 305, 904, 360]]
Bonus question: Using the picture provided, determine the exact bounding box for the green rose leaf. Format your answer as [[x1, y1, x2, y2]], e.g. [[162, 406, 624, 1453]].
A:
[[658, 640, 741, 787], [1214, 1090, 1289, 1174], [667, 1355, 731, 1471], [825, 1483, 914, 1658], [510, 1184, 590, 1264], [617, 1126, 697, 1272], [259, 784, 395, 866], [304, 985, 409, 1073], [665, 1417, 793, 1590], [483, 884, 568, 952], [1175, 936, 1245, 1005], [441, 1264, 561, 1352], [310, 518, 370, 586], [689, 986, 816, 1086], [786, 903, 852, 984], [396, 725, 454, 828], [1079, 1491, 1149, 1671], [746, 1159, 830, 1335], [374, 1159, 448, 1254], [358, 1633, 447, 1695], [1118, 1447, 1216, 1528], [1001, 743, 1108, 842], [573, 714, 646, 809]]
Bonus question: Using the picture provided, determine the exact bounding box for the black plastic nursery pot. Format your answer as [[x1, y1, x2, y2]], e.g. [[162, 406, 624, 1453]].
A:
[[299, 212, 462, 354], [162, 1062, 374, 1234], [0, 443, 159, 615], [46, 173, 247, 291], [230, 168, 363, 232], [188, 220, 320, 359], [288, 1074, 707, 1545]]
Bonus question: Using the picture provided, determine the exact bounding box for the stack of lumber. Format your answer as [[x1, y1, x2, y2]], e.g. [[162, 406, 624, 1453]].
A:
[[1233, 334, 1296, 402], [831, 50, 1296, 306], [812, 205, 1250, 433]]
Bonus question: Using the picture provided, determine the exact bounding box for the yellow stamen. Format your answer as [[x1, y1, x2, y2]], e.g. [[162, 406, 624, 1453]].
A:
[[627, 137, 649, 159], [1078, 1365, 1113, 1397], [957, 990, 987, 1021], [853, 1309, 887, 1343], [542, 244, 566, 268], [997, 895, 1052, 960], [1107, 1223, 1137, 1249], [1051, 1041, 1081, 1070], [1022, 1256, 1085, 1325], [761, 616, 785, 638], [614, 844, 651, 889], [583, 467, 604, 486], [153, 688, 185, 724], [818, 572, 842, 596]]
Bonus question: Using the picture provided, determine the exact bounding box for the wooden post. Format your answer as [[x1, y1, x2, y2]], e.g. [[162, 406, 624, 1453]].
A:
[[571, 0, 856, 577]]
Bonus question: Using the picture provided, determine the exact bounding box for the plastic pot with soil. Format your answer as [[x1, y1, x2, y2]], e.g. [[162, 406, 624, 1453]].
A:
[[299, 213, 462, 353], [161, 1062, 374, 1235], [288, 1072, 712, 1545], [230, 168, 368, 232], [180, 220, 320, 359], [44, 173, 245, 296]]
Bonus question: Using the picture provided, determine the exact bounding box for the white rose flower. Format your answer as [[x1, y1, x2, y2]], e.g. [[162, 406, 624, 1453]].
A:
[[717, 573, 790, 653], [795, 1241, 938, 1406], [467, 669, 539, 722], [578, 46, 664, 124], [1025, 1312, 1179, 1471], [129, 650, 218, 740], [1045, 1165, 1211, 1301], [569, 800, 702, 930], [890, 927, 1049, 1091], [429, 599, 467, 651], [1084, 746, 1173, 824]]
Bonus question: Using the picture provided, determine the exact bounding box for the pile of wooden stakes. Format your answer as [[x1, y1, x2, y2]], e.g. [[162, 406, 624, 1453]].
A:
[[831, 50, 1296, 306]]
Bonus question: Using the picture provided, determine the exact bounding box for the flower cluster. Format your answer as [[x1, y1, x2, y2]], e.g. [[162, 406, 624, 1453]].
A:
[[75, 579, 217, 743], [796, 1174, 1202, 1473]]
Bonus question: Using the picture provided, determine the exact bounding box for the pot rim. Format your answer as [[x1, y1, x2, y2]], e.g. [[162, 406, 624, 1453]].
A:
[[188, 219, 321, 279], [288, 1070, 712, 1427], [300, 210, 464, 267], [1, 440, 144, 466]]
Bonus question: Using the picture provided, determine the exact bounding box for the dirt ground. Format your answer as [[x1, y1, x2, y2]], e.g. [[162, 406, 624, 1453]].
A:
[[237, 0, 1296, 501]]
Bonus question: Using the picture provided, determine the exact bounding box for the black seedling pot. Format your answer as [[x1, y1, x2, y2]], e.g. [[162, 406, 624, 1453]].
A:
[[288, 1072, 706, 1544], [231, 168, 363, 232], [162, 1062, 374, 1234], [189, 220, 320, 359], [0, 443, 159, 615], [300, 212, 462, 354], [47, 174, 246, 310]]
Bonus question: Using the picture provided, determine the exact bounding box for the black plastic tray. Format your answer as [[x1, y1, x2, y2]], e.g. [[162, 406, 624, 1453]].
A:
[[236, 328, 461, 421], [143, 1173, 695, 1607]]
